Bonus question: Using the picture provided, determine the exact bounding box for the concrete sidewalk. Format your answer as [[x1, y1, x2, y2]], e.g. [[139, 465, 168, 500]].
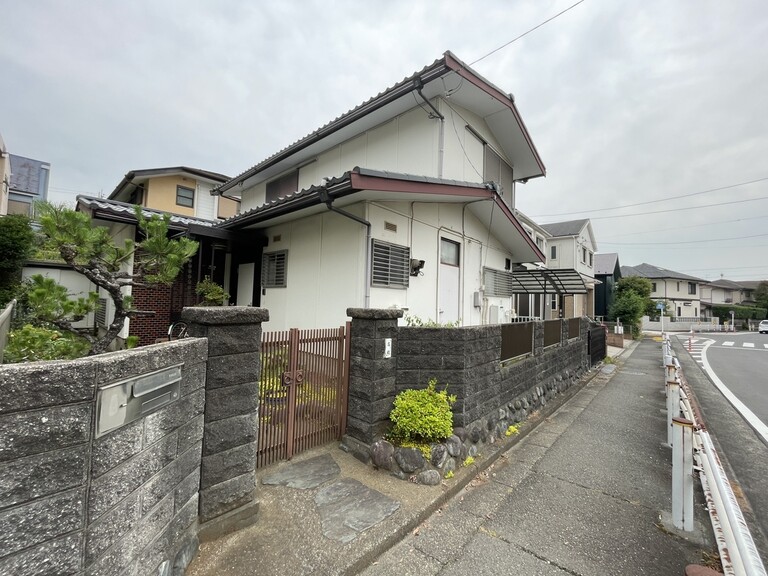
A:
[[186, 338, 716, 575]]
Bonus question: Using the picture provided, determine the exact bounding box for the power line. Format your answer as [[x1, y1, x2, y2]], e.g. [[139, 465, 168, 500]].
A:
[[598, 214, 768, 239], [581, 196, 768, 221], [602, 232, 768, 246], [532, 176, 768, 218], [470, 1, 586, 66]]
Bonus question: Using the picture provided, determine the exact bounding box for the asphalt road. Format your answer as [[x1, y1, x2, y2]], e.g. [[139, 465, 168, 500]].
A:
[[674, 333, 768, 565], [703, 332, 768, 427]]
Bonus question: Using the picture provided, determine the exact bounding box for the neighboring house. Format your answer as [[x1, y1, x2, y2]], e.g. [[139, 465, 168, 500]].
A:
[[620, 263, 705, 319], [734, 280, 765, 305], [594, 253, 621, 320], [0, 132, 10, 215], [7, 152, 50, 217], [109, 166, 239, 221], [700, 278, 747, 310], [212, 51, 588, 330], [66, 165, 239, 347], [539, 219, 598, 318]]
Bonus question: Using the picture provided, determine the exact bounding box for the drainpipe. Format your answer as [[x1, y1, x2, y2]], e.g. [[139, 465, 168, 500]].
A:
[[318, 187, 371, 309], [415, 81, 446, 178]]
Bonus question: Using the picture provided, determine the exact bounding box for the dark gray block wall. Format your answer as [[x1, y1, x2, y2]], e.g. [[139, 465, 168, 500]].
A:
[[0, 338, 207, 576], [182, 307, 267, 523], [345, 311, 590, 444]]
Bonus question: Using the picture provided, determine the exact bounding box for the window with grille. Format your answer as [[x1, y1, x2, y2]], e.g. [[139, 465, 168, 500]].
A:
[[95, 298, 108, 327], [371, 239, 409, 288], [262, 251, 287, 288], [483, 267, 514, 297]]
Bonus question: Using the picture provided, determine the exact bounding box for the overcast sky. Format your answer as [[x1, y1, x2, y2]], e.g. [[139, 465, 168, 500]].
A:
[[3, 1, 767, 281]]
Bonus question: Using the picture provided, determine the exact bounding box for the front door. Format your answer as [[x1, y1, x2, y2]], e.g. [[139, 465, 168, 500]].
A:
[[439, 237, 460, 324]]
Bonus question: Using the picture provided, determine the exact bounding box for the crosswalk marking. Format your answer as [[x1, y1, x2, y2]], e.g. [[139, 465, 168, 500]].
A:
[[744, 342, 755, 348], [723, 341, 735, 346]]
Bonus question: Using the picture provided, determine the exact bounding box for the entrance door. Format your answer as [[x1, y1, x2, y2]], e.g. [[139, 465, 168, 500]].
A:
[[439, 237, 460, 324]]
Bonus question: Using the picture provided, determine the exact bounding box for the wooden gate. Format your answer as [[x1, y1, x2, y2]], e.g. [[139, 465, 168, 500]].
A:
[[257, 324, 350, 468]]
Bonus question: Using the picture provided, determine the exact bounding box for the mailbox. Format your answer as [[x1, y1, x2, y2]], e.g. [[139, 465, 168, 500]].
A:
[[96, 364, 182, 437]]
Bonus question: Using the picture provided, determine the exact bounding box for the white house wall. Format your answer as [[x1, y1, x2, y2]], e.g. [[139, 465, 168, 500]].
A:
[[258, 208, 364, 331]]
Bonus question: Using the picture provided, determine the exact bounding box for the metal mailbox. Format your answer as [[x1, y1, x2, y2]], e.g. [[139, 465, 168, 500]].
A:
[[96, 364, 183, 437]]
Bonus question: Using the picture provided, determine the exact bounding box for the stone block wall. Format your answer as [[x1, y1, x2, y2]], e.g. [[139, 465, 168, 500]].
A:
[[0, 338, 207, 576], [343, 311, 591, 479], [182, 307, 267, 526]]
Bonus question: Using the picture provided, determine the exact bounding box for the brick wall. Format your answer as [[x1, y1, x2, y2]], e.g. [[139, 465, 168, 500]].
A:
[[0, 338, 207, 576]]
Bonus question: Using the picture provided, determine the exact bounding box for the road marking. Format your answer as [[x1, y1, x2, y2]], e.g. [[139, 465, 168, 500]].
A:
[[723, 341, 735, 346], [699, 340, 768, 444], [764, 343, 768, 349], [744, 342, 755, 348]]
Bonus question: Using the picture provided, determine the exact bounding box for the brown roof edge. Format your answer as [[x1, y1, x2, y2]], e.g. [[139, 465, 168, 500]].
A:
[[491, 195, 547, 262], [443, 52, 546, 178]]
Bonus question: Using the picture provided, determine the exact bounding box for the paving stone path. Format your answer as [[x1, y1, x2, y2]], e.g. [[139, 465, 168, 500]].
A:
[[262, 454, 400, 543]]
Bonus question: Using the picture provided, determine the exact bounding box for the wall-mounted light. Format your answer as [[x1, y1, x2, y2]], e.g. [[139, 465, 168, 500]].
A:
[[410, 259, 425, 277]]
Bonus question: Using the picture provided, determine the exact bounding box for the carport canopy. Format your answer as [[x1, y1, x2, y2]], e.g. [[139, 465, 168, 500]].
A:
[[483, 267, 590, 296]]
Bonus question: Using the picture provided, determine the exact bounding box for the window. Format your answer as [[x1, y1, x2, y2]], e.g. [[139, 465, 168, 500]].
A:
[[581, 247, 587, 263], [536, 236, 544, 251], [176, 185, 194, 208], [550, 245, 557, 260], [651, 282, 657, 292], [588, 252, 593, 267], [466, 127, 514, 206], [266, 170, 299, 204], [262, 251, 287, 288], [677, 282, 681, 291], [440, 238, 460, 266], [371, 239, 410, 288], [688, 282, 696, 295], [551, 296, 558, 310]]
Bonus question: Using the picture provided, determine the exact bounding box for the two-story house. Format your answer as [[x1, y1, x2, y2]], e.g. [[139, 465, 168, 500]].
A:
[[539, 219, 597, 318], [69, 167, 239, 346], [212, 51, 588, 330], [620, 263, 705, 319]]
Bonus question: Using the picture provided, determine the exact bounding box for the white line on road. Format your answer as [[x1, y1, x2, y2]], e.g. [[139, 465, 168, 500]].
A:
[[723, 342, 735, 346], [700, 340, 768, 445], [744, 342, 755, 348]]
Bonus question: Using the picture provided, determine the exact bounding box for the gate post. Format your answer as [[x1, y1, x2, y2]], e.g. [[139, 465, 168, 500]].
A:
[[182, 306, 269, 537], [343, 308, 403, 451]]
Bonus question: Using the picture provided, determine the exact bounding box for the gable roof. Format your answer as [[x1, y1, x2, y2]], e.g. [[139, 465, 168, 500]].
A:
[[109, 166, 230, 201], [539, 219, 589, 238], [215, 50, 545, 195], [620, 263, 705, 283], [217, 167, 546, 264], [594, 253, 620, 276]]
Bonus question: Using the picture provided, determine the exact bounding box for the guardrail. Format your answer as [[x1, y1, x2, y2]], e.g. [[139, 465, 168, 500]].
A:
[[661, 333, 767, 576]]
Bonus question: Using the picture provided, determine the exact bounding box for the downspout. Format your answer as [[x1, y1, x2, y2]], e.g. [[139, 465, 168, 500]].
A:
[[318, 188, 371, 309], [415, 81, 446, 179]]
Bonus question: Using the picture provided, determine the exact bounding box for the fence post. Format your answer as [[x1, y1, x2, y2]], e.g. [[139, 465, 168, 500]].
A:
[[666, 374, 680, 446], [182, 306, 268, 537], [672, 416, 695, 531], [343, 308, 403, 449]]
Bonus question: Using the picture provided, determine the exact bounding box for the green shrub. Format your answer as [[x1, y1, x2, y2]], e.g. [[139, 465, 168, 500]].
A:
[[4, 324, 90, 363], [195, 276, 230, 306], [388, 378, 456, 444]]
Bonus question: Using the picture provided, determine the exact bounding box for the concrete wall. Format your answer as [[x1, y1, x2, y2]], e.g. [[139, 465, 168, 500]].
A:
[[0, 306, 267, 576], [0, 339, 206, 576]]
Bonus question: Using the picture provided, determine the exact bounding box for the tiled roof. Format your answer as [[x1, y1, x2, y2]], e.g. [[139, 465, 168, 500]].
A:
[[76, 195, 217, 228], [539, 219, 589, 237], [620, 263, 705, 283]]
